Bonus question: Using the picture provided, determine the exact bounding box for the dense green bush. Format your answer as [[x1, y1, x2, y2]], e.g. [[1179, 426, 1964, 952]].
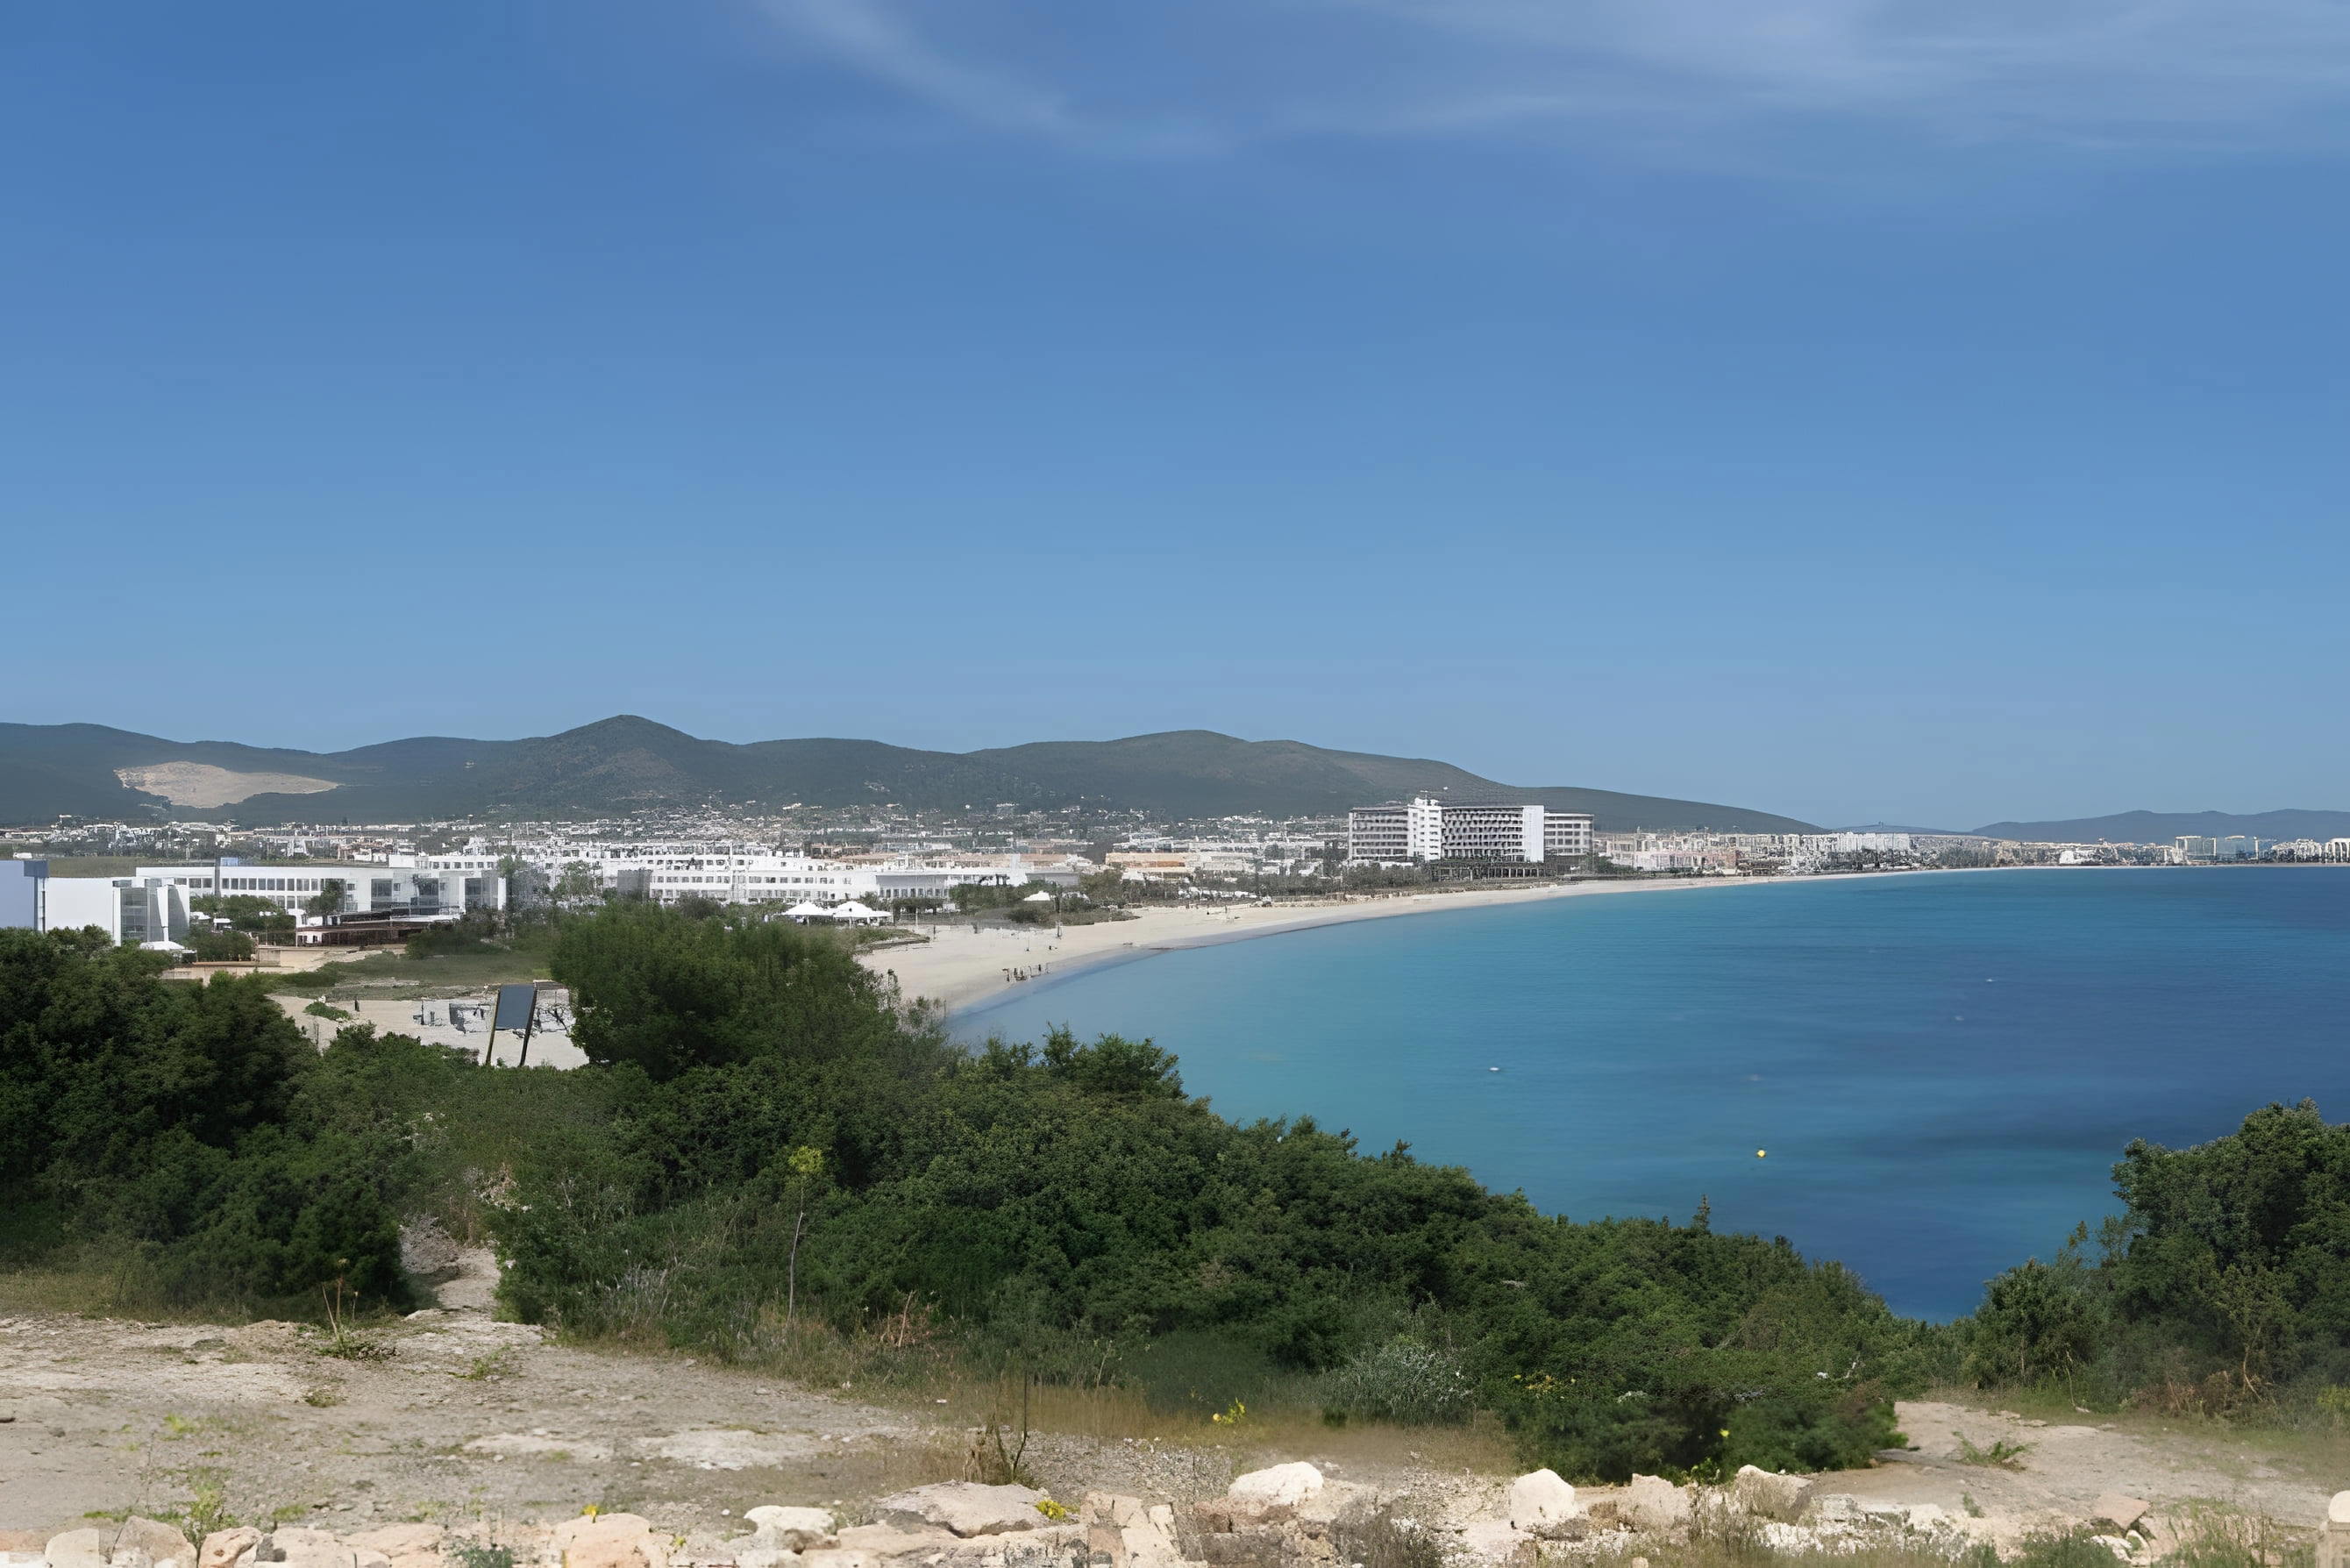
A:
[[0, 928, 408, 1312], [1956, 1100, 2350, 1411]]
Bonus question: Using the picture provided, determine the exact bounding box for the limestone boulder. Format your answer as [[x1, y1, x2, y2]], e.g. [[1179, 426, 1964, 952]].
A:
[[554, 1515, 668, 1568], [47, 1522, 196, 1568], [197, 1530, 260, 1568], [42, 1529, 111, 1568], [833, 1526, 962, 1562], [121, 1515, 195, 1565], [1731, 1466, 1813, 1522], [2092, 1498, 2150, 1533], [267, 1532, 389, 1568], [1079, 1494, 1180, 1568], [1294, 1482, 1382, 1533], [345, 1526, 445, 1568], [1620, 1476, 1691, 1534], [1506, 1471, 1584, 1539], [1228, 1465, 1323, 1512], [742, 1511, 836, 1551], [872, 1483, 1050, 1538]]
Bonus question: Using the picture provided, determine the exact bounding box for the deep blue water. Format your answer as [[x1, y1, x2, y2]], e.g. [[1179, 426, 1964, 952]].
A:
[[956, 868, 2350, 1321]]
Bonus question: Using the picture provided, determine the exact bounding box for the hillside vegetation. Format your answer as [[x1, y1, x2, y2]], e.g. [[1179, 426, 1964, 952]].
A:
[[0, 716, 1817, 831], [4, 905, 2341, 1483]]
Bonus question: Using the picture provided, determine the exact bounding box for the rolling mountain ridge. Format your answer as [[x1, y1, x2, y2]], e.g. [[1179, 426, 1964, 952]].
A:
[[0, 716, 1819, 833]]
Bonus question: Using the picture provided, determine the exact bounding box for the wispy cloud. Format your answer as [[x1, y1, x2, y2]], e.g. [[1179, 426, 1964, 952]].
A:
[[755, 0, 1072, 136], [747, 0, 2350, 157]]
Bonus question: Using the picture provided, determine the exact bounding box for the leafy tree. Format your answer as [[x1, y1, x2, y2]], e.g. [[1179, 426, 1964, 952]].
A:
[[0, 929, 405, 1312], [547, 902, 915, 1081]]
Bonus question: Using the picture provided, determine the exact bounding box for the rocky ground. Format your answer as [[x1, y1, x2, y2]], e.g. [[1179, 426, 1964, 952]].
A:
[[4, 1255, 2344, 1562]]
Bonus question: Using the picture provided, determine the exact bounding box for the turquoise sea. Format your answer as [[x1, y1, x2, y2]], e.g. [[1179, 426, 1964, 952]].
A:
[[956, 867, 2350, 1322]]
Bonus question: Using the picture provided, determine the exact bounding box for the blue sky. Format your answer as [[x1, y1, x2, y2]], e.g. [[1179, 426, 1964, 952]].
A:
[[7, 0, 2348, 830]]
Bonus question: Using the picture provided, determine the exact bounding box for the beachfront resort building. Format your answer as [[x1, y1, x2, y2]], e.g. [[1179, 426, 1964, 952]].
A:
[[1346, 796, 1594, 866]]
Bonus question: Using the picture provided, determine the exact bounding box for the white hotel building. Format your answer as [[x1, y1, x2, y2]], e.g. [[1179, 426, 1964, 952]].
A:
[[1346, 796, 1594, 866], [603, 852, 1084, 908]]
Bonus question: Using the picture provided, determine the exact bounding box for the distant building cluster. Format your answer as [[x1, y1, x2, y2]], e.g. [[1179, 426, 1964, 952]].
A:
[[2171, 835, 2350, 864]]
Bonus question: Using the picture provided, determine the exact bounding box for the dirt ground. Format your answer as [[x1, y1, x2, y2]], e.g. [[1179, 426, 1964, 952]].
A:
[[5, 1257, 2345, 1545]]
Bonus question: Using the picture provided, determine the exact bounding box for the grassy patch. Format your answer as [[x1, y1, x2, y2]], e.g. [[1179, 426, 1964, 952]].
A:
[[1955, 1434, 2033, 1469]]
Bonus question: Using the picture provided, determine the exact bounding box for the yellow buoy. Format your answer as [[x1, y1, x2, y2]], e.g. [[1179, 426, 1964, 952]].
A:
[[1755, 1149, 1768, 1158]]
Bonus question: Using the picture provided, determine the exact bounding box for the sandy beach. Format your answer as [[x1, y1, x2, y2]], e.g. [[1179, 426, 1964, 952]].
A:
[[858, 870, 1943, 1019]]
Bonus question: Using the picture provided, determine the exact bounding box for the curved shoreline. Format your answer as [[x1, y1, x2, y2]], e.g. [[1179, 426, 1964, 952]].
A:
[[852, 865, 2042, 1022]]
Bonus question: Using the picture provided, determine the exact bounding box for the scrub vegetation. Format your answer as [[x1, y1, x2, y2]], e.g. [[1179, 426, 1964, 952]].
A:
[[4, 904, 2346, 1481]]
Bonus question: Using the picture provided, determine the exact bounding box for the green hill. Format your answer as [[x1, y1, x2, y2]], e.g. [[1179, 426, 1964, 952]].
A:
[[0, 716, 1817, 832]]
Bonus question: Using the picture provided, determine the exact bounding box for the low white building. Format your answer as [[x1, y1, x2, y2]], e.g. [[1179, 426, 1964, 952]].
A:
[[134, 861, 504, 919], [1, 861, 196, 945]]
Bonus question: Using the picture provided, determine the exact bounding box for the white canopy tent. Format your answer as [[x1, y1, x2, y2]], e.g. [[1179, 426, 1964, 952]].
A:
[[781, 902, 830, 923], [828, 900, 887, 925]]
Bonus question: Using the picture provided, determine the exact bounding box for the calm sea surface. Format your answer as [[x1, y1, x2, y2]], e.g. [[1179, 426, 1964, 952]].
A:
[[956, 868, 2350, 1321]]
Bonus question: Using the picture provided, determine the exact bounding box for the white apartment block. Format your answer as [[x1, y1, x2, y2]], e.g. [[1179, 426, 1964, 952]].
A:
[[1347, 796, 1593, 866], [134, 861, 506, 919], [596, 852, 1084, 908]]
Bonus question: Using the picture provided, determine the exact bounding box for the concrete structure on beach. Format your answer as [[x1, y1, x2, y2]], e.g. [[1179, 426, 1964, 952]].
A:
[[1346, 795, 1592, 866]]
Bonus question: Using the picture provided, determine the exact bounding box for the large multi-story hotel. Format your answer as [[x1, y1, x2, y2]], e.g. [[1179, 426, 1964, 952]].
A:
[[1346, 796, 1593, 866]]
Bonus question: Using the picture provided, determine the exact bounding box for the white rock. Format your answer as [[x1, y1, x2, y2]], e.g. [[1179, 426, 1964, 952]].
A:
[[197, 1530, 260, 1568], [742, 1511, 837, 1551], [1507, 1472, 1583, 1538], [833, 1525, 963, 1561], [45, 1531, 110, 1568], [1296, 1481, 1382, 1531], [1758, 1523, 1821, 1553], [1903, 1505, 1948, 1531], [1228, 1464, 1325, 1509], [1732, 1466, 1813, 1522], [872, 1483, 1050, 1537], [2331, 1493, 2350, 1528], [2092, 1497, 2150, 1533], [554, 1515, 668, 1568], [1620, 1476, 1691, 1533]]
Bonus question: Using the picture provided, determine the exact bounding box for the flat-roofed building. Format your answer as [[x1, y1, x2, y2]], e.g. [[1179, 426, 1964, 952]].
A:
[[1348, 796, 1592, 866], [136, 862, 504, 919]]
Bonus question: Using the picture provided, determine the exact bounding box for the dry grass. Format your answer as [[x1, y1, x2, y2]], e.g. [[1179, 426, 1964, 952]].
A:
[[929, 1378, 1518, 1472]]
